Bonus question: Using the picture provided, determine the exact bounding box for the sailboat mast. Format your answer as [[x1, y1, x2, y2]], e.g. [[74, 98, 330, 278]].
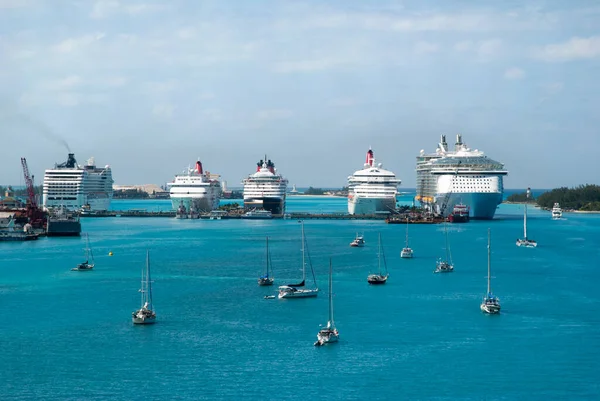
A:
[[444, 222, 450, 261], [301, 222, 306, 281], [487, 228, 491, 294], [328, 258, 334, 325], [266, 236, 269, 276], [378, 233, 382, 275], [146, 250, 153, 309], [405, 218, 409, 247], [140, 252, 146, 307]]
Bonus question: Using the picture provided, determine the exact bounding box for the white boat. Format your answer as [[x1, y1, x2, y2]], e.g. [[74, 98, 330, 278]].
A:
[[349, 233, 365, 247], [367, 233, 389, 284], [416, 134, 508, 219], [400, 217, 413, 258], [43, 153, 113, 211], [289, 184, 299, 194], [347, 148, 401, 215], [241, 209, 273, 219], [435, 223, 454, 273], [516, 188, 537, 248], [71, 233, 94, 271], [480, 228, 501, 314], [258, 236, 274, 286], [168, 159, 222, 214], [315, 258, 339, 346], [132, 250, 156, 325], [243, 156, 288, 215], [278, 221, 319, 299], [552, 202, 562, 220]]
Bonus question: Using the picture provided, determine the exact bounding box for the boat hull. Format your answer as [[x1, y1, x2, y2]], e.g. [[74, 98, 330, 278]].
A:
[[170, 195, 220, 213], [434, 192, 502, 220], [400, 248, 413, 258], [367, 274, 388, 284], [278, 289, 319, 298], [46, 219, 82, 237], [244, 197, 285, 215], [315, 332, 339, 346], [348, 196, 395, 215], [0, 232, 39, 241], [258, 278, 274, 286], [480, 303, 501, 314], [516, 239, 537, 248], [132, 315, 156, 325]]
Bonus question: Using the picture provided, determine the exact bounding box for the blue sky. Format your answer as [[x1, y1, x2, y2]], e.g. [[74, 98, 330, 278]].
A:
[[1, 0, 599, 188]]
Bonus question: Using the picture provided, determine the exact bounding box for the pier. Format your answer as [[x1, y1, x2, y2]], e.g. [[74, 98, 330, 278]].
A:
[[78, 210, 393, 220]]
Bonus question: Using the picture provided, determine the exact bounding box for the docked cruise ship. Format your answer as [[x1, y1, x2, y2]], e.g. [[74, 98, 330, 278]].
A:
[[43, 153, 114, 211], [242, 157, 288, 215], [347, 148, 401, 215], [168, 160, 221, 212], [416, 134, 508, 219]]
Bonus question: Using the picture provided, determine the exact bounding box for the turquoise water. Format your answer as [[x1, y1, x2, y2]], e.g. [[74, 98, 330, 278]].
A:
[[1, 199, 599, 400]]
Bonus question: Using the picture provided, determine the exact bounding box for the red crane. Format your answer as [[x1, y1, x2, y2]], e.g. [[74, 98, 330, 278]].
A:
[[20, 157, 46, 228], [21, 157, 37, 208]]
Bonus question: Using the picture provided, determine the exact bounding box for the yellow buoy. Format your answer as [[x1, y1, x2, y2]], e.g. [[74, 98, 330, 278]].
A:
[[108, 251, 114, 256]]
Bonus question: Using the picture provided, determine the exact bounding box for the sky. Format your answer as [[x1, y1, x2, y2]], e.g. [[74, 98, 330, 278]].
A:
[[1, 0, 599, 189]]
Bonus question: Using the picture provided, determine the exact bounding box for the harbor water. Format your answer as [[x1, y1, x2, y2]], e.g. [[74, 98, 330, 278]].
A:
[[1, 197, 599, 400]]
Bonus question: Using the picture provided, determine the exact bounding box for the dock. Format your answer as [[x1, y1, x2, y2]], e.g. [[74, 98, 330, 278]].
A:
[[78, 211, 392, 220]]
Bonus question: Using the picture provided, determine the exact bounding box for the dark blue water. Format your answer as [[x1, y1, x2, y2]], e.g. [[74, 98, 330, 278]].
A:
[[1, 199, 599, 400]]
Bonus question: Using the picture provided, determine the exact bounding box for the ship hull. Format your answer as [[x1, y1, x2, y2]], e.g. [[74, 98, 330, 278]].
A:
[[170, 194, 220, 213], [435, 192, 502, 220], [348, 196, 395, 215], [244, 197, 285, 215], [46, 220, 82, 237]]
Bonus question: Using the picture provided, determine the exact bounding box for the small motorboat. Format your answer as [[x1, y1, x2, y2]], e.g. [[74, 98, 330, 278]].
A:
[[350, 233, 365, 247]]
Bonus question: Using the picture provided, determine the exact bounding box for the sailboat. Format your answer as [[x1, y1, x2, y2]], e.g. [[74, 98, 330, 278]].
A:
[[516, 187, 537, 248], [481, 228, 501, 314], [72, 233, 94, 271], [278, 221, 319, 298], [315, 258, 339, 346], [435, 223, 454, 273], [349, 233, 365, 247], [400, 217, 413, 258], [258, 236, 274, 286], [132, 250, 156, 325], [367, 233, 389, 284]]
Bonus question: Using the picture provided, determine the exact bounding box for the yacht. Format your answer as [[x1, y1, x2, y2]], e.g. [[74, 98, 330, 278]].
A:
[[314, 259, 339, 346], [241, 209, 273, 219], [43, 153, 113, 211], [347, 148, 401, 215], [552, 203, 562, 220], [435, 223, 454, 273], [481, 228, 501, 314], [132, 251, 156, 325], [278, 221, 319, 298], [516, 188, 537, 248], [71, 233, 94, 271], [289, 184, 299, 194], [400, 218, 413, 258], [447, 203, 470, 223], [258, 236, 275, 286], [242, 156, 288, 215], [168, 160, 221, 213], [367, 233, 389, 284], [349, 233, 365, 247], [416, 135, 508, 219]]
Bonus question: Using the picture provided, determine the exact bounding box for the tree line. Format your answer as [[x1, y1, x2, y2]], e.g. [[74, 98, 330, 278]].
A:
[[507, 184, 600, 211]]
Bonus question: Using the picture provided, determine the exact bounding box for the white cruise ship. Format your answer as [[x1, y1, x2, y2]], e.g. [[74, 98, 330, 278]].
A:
[[168, 160, 221, 213], [416, 134, 508, 220], [242, 157, 288, 215], [42, 153, 113, 211], [347, 148, 401, 215]]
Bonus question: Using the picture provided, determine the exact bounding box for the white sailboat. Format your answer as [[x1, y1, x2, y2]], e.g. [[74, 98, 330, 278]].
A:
[[278, 221, 319, 298], [258, 236, 274, 286], [400, 217, 413, 258], [315, 258, 339, 346], [516, 187, 537, 248], [72, 233, 94, 271], [132, 250, 156, 325], [481, 228, 501, 314], [367, 233, 389, 284], [435, 223, 454, 273]]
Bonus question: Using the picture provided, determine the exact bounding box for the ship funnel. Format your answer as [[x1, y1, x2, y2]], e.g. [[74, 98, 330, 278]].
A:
[[66, 153, 77, 168], [365, 149, 374, 167], [196, 160, 203, 174], [456, 134, 463, 145]]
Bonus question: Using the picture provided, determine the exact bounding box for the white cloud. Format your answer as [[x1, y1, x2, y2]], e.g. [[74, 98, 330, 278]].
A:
[[105, 76, 128, 87], [177, 27, 196, 40], [143, 80, 177, 93], [52, 33, 105, 53], [90, 1, 162, 19], [0, 0, 30, 9], [152, 104, 175, 119], [328, 97, 359, 107], [256, 109, 293, 120], [452, 39, 502, 60], [44, 75, 84, 91], [534, 36, 600, 62], [414, 41, 439, 54], [540, 82, 564, 95], [504, 67, 525, 80], [273, 59, 339, 73]]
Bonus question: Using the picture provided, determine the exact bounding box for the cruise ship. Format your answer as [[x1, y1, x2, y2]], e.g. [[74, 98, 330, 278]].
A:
[[347, 148, 401, 215], [242, 157, 288, 215], [42, 153, 113, 211], [416, 134, 508, 219], [168, 160, 222, 213]]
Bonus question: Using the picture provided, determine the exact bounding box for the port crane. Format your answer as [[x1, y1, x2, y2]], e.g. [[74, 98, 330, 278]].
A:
[[20, 157, 46, 228]]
